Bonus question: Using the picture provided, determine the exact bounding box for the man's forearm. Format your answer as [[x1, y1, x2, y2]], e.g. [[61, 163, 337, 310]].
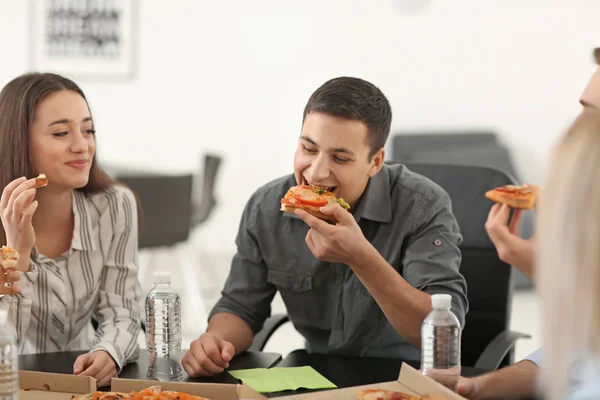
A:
[[474, 360, 538, 400], [207, 313, 254, 354], [350, 243, 431, 348]]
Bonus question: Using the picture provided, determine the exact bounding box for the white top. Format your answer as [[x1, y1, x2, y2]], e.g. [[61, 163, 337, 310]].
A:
[[566, 353, 600, 400], [431, 293, 452, 309], [0, 308, 6, 324], [0, 185, 141, 371], [526, 349, 600, 400]]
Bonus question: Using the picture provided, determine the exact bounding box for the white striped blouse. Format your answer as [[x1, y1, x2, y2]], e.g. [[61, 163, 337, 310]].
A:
[[0, 185, 142, 370]]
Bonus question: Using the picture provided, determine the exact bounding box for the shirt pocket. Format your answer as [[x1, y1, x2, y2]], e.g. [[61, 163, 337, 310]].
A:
[[267, 269, 312, 292], [267, 266, 317, 324]]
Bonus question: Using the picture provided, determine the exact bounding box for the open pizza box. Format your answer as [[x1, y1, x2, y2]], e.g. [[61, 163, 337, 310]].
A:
[[275, 363, 467, 400], [111, 377, 268, 400], [18, 370, 266, 400], [18, 370, 97, 399]]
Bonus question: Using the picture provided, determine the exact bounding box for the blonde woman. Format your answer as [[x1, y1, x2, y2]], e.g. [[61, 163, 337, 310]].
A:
[[536, 109, 600, 400], [457, 46, 600, 400]]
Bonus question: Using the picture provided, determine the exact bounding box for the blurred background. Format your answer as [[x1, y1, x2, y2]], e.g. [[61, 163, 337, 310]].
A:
[[1, 0, 599, 363]]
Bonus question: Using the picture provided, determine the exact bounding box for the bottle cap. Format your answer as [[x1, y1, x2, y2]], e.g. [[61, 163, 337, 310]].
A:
[[0, 309, 7, 324], [153, 271, 171, 283], [431, 294, 452, 309]]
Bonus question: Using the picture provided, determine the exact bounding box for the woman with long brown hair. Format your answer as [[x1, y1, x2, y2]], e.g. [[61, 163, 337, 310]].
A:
[[0, 72, 141, 386]]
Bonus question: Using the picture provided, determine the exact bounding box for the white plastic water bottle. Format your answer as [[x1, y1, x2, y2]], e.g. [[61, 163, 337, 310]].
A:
[[145, 271, 182, 381], [421, 294, 462, 392], [0, 309, 18, 400]]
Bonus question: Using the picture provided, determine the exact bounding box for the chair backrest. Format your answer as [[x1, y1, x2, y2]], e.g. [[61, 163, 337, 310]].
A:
[[392, 131, 498, 151], [117, 173, 194, 249], [390, 132, 521, 182], [400, 162, 518, 367], [191, 154, 223, 227]]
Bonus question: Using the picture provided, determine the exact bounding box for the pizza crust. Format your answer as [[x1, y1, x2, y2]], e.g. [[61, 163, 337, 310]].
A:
[[280, 203, 336, 222]]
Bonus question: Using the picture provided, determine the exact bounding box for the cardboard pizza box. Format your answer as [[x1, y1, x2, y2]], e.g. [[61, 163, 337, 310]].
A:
[[275, 363, 467, 400], [18, 370, 97, 400], [111, 377, 268, 400]]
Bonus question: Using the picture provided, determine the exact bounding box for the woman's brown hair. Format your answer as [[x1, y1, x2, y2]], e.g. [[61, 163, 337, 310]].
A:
[[0, 72, 142, 245]]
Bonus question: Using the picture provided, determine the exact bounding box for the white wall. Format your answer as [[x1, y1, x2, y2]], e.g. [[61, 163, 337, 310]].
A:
[[1, 0, 599, 253]]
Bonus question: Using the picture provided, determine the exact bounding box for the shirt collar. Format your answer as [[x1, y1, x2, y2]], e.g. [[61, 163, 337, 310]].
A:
[[352, 164, 392, 223], [71, 190, 97, 251]]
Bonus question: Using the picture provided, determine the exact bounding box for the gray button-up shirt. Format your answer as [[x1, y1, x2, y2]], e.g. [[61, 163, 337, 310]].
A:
[[210, 163, 468, 360]]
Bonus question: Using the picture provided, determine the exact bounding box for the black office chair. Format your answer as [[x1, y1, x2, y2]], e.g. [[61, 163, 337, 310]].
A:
[[191, 153, 222, 228], [116, 173, 194, 249], [400, 162, 531, 370], [110, 173, 194, 333], [388, 131, 534, 289], [251, 163, 530, 371]]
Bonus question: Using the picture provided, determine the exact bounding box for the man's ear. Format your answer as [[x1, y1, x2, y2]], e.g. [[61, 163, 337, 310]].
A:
[[368, 148, 385, 177]]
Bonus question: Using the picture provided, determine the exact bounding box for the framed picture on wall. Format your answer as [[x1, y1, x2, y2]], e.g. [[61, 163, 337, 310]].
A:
[[30, 0, 136, 79]]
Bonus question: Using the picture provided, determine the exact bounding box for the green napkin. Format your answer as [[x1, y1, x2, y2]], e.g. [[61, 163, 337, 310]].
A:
[[229, 366, 337, 393]]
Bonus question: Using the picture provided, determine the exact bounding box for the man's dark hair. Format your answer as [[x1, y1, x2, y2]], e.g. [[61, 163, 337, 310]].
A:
[[594, 47, 600, 65], [303, 77, 392, 160]]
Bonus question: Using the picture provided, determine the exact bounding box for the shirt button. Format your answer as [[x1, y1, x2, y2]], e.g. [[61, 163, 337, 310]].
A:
[[434, 239, 442, 246]]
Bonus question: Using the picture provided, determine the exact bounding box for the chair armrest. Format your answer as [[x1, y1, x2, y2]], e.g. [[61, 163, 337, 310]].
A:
[[474, 330, 531, 371], [249, 313, 290, 351]]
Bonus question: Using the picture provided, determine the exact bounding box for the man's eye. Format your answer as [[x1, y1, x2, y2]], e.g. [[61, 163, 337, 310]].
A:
[[334, 156, 349, 163], [52, 132, 68, 137], [302, 145, 317, 153]]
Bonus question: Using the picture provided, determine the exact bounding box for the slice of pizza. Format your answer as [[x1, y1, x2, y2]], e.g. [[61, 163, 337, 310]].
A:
[[69, 392, 133, 400], [358, 389, 418, 400], [159, 390, 211, 400], [358, 390, 445, 400], [136, 387, 210, 400], [0, 246, 19, 271], [485, 184, 539, 210], [70, 386, 212, 400], [34, 173, 48, 189], [280, 185, 350, 221]]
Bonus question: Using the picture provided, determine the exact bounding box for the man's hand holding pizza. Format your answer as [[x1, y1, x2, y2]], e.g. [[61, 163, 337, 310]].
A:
[[294, 202, 370, 265]]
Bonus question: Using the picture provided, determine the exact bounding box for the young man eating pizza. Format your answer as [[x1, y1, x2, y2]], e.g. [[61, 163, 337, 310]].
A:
[[182, 76, 468, 377]]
